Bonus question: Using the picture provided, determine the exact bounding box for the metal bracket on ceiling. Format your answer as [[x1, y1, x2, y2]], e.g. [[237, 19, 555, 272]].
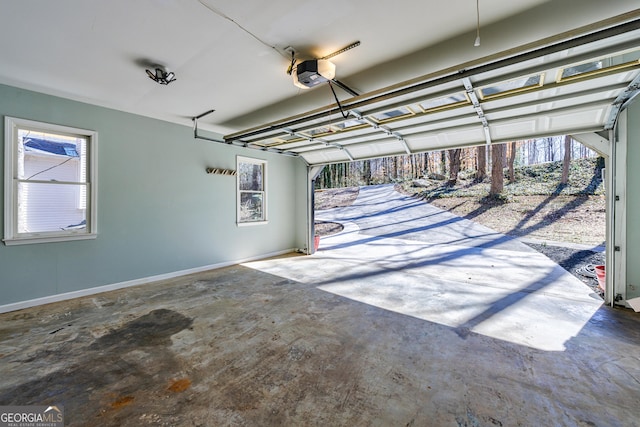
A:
[[462, 77, 492, 145], [192, 109, 224, 143], [605, 73, 640, 130], [335, 144, 355, 161], [318, 139, 354, 161], [391, 131, 412, 155], [352, 111, 379, 129], [191, 109, 301, 157], [285, 129, 355, 161], [351, 110, 412, 154]]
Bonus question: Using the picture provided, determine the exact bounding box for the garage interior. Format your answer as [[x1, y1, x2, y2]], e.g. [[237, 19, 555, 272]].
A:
[[1, 1, 640, 425]]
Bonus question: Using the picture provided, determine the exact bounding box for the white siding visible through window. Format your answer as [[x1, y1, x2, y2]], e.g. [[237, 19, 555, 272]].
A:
[[4, 117, 97, 245]]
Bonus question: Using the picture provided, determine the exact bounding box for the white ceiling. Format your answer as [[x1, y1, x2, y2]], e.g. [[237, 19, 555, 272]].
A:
[[1, 0, 639, 162], [0, 0, 558, 130]]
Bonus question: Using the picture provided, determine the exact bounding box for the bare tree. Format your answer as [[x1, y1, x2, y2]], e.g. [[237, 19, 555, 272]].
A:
[[490, 143, 505, 195], [448, 148, 461, 185], [362, 160, 372, 185], [561, 135, 572, 185], [423, 152, 429, 177], [476, 145, 487, 182], [508, 141, 517, 183], [528, 139, 538, 165]]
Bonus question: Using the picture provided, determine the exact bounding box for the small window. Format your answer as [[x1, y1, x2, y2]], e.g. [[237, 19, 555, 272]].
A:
[[255, 133, 303, 147], [419, 93, 469, 113], [4, 117, 98, 245], [558, 50, 640, 82], [560, 61, 604, 80], [332, 119, 367, 132], [237, 156, 267, 225], [479, 75, 543, 99], [369, 106, 415, 123], [300, 126, 336, 138]]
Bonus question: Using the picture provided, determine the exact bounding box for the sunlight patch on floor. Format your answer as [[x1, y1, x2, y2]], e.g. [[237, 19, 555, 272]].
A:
[[244, 239, 602, 352]]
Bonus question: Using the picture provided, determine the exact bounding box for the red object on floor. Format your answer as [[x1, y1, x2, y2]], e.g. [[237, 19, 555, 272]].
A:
[[314, 235, 320, 251], [595, 265, 606, 291]]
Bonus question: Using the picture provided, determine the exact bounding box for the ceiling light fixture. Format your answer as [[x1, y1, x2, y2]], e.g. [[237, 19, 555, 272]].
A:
[[474, 0, 481, 47], [146, 67, 177, 85]]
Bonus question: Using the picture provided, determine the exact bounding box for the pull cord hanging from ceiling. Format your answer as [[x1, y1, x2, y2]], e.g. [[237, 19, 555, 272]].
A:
[[474, 0, 481, 47]]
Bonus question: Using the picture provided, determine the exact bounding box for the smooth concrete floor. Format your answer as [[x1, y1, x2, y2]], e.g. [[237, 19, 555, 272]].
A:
[[1, 185, 640, 426]]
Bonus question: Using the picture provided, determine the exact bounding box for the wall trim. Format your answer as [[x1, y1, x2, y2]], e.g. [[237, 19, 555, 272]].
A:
[[0, 249, 295, 314]]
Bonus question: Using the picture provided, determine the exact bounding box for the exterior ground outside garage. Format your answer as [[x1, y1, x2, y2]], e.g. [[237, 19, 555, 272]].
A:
[[315, 185, 606, 295]]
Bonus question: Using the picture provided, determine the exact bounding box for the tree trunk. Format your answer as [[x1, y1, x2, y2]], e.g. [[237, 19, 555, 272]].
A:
[[412, 154, 417, 179], [476, 145, 487, 182], [508, 141, 516, 183], [440, 150, 447, 176], [502, 143, 508, 168], [391, 157, 397, 181], [529, 139, 537, 165], [448, 149, 461, 185], [561, 135, 572, 185], [423, 152, 429, 177], [490, 143, 505, 196], [363, 160, 371, 185]]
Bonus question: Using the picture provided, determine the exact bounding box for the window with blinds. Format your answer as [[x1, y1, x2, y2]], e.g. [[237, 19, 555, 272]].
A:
[[4, 117, 98, 245]]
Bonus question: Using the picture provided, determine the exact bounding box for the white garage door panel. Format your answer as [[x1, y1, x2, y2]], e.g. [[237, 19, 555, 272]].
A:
[[547, 108, 607, 131], [408, 134, 442, 151], [336, 130, 394, 146], [485, 90, 616, 119], [403, 115, 480, 134], [302, 149, 351, 165], [348, 139, 402, 157], [278, 140, 318, 151], [438, 127, 486, 145], [490, 119, 539, 141]]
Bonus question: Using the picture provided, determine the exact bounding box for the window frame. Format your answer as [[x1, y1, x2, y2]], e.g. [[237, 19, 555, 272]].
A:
[[236, 156, 267, 226], [3, 116, 98, 245]]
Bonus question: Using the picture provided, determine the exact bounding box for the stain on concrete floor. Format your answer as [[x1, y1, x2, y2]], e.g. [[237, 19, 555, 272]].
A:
[[1, 264, 639, 426], [0, 307, 195, 425], [90, 308, 192, 350]]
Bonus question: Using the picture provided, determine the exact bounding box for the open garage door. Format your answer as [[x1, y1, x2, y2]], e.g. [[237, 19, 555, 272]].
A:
[[224, 19, 640, 165], [225, 16, 640, 306]]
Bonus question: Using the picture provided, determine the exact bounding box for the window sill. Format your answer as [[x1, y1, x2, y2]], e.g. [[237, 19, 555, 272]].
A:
[[237, 221, 269, 227], [3, 233, 97, 246]]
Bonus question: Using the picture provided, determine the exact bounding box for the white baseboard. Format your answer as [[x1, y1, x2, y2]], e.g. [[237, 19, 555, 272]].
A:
[[0, 249, 295, 314]]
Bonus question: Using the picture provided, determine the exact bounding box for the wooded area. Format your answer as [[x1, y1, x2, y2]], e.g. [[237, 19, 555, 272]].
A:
[[314, 135, 598, 194]]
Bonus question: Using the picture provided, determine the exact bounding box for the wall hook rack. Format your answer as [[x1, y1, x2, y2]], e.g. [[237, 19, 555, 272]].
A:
[[206, 167, 236, 176]]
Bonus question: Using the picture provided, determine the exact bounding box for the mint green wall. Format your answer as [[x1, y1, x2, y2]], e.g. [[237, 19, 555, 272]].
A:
[[0, 84, 307, 305], [626, 101, 640, 300]]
